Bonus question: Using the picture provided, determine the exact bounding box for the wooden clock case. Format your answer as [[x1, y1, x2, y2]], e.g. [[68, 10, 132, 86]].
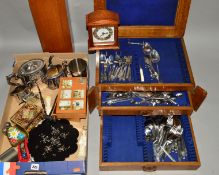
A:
[[86, 10, 119, 51]]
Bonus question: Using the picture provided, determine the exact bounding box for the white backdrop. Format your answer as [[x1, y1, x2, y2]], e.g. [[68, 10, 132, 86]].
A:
[[0, 0, 219, 175]]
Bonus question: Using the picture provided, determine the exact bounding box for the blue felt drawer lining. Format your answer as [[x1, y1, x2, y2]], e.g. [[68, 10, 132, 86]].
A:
[[106, 0, 179, 26], [102, 115, 197, 162], [99, 38, 191, 84]]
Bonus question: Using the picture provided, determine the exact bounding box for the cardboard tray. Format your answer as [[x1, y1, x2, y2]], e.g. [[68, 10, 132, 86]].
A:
[[0, 53, 89, 175]]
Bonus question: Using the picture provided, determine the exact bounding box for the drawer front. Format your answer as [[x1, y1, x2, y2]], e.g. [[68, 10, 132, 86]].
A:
[[96, 38, 195, 91], [100, 162, 200, 171], [99, 115, 200, 171], [98, 91, 193, 116]]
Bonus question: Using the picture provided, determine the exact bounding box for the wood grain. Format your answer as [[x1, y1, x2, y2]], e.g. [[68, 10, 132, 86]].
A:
[[99, 161, 200, 171], [181, 38, 195, 86], [28, 0, 73, 52], [55, 113, 86, 121], [99, 106, 193, 116], [188, 115, 201, 164], [97, 83, 194, 92], [87, 86, 98, 113], [191, 86, 207, 111], [175, 0, 192, 36], [94, 0, 106, 11]]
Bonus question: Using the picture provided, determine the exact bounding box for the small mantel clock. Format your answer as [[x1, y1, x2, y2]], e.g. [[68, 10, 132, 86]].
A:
[[86, 10, 120, 51]]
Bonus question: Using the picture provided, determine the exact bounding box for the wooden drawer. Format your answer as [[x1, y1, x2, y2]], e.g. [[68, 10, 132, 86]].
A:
[[99, 115, 200, 171], [95, 38, 195, 92], [98, 90, 194, 116]]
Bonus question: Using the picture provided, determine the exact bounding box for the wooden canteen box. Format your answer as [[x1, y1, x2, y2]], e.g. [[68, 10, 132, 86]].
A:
[[88, 0, 208, 172]]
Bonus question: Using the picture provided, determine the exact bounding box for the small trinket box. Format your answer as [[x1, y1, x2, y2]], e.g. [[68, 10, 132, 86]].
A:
[[10, 103, 43, 133], [55, 77, 88, 120], [2, 122, 27, 147]]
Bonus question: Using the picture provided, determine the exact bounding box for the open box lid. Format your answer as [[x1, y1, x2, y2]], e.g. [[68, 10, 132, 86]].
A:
[[94, 0, 191, 38]]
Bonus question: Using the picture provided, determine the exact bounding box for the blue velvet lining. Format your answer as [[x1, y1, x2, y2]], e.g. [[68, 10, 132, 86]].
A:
[[106, 0, 179, 26], [101, 91, 190, 107], [102, 115, 197, 162], [99, 38, 191, 84]]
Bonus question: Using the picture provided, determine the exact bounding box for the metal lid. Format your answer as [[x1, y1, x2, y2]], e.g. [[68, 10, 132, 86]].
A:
[[18, 59, 44, 75]]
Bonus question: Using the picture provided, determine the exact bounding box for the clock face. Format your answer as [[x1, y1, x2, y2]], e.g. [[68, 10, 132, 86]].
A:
[[92, 26, 115, 45]]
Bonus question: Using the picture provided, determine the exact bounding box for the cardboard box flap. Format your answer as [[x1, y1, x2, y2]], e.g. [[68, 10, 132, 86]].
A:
[[95, 0, 191, 37]]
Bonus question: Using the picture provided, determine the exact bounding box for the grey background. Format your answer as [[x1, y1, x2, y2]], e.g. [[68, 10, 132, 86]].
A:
[[0, 0, 219, 175]]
